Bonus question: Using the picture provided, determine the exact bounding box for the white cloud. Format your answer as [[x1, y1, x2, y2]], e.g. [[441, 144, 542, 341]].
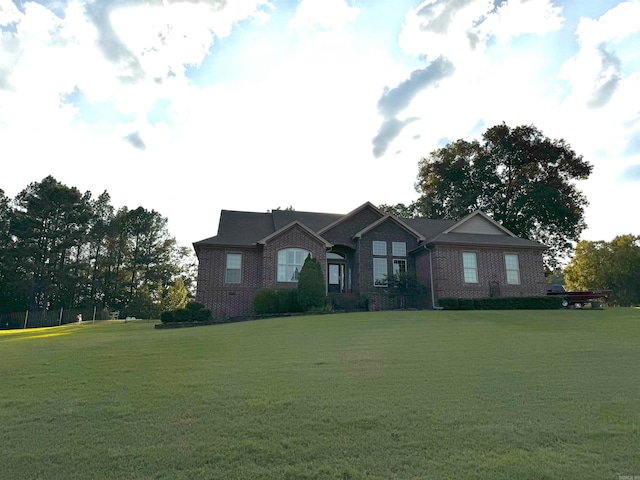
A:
[[481, 0, 563, 42], [0, 0, 21, 25], [289, 0, 359, 31], [399, 0, 563, 62]]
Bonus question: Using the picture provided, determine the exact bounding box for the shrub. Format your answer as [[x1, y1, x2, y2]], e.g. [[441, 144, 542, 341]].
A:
[[297, 255, 326, 311], [278, 289, 303, 313], [185, 302, 206, 312], [253, 289, 279, 315], [191, 307, 212, 322], [329, 293, 368, 311], [253, 289, 304, 315], [173, 308, 192, 322], [160, 310, 175, 323], [438, 296, 564, 310]]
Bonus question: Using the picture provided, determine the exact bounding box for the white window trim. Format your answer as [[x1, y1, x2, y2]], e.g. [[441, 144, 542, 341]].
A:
[[462, 252, 478, 284], [373, 258, 388, 287], [392, 242, 406, 257], [504, 253, 521, 285], [277, 248, 310, 283], [225, 253, 242, 284], [393, 258, 407, 275], [373, 241, 387, 256]]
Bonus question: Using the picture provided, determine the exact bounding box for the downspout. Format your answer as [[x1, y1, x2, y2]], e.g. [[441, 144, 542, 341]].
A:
[[424, 246, 441, 310]]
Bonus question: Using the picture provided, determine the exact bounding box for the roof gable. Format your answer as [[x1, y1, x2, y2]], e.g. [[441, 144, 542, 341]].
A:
[[318, 202, 384, 236], [442, 211, 516, 237], [258, 221, 332, 248], [354, 215, 425, 241]]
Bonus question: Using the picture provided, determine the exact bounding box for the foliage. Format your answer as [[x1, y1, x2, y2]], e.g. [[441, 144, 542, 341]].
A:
[[160, 302, 212, 323], [252, 289, 303, 315], [0, 176, 195, 319], [253, 289, 280, 315], [297, 255, 326, 311], [438, 296, 563, 310], [384, 271, 428, 308], [185, 302, 212, 322], [564, 235, 640, 306], [381, 124, 592, 268], [162, 278, 188, 312], [329, 293, 369, 311], [278, 289, 302, 313], [173, 308, 191, 322]]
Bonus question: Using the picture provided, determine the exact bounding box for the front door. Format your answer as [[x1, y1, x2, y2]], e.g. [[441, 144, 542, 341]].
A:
[[328, 263, 344, 293]]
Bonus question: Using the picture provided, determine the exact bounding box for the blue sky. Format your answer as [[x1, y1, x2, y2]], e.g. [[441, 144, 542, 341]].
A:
[[1, 0, 639, 249]]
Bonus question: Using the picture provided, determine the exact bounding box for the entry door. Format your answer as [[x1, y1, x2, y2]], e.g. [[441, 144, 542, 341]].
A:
[[328, 263, 344, 293]]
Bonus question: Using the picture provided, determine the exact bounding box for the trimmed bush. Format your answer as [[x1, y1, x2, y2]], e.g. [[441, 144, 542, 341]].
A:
[[278, 289, 303, 313], [192, 308, 212, 322], [253, 289, 279, 315], [173, 308, 192, 322], [329, 293, 369, 311], [297, 255, 326, 311], [183, 302, 212, 322], [252, 289, 303, 315], [185, 302, 206, 313], [439, 296, 564, 310], [160, 310, 175, 323]]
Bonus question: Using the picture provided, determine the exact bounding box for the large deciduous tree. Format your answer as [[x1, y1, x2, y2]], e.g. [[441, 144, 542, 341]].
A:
[[382, 124, 592, 267]]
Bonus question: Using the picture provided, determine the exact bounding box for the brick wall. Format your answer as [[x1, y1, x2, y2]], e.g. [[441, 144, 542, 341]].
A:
[[262, 224, 328, 290], [427, 245, 547, 303], [195, 246, 263, 319], [358, 219, 422, 294], [322, 207, 382, 249]]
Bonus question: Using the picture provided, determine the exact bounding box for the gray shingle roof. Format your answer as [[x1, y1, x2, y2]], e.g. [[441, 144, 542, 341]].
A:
[[193, 209, 342, 247], [194, 207, 546, 250], [428, 232, 545, 249], [400, 218, 456, 241]]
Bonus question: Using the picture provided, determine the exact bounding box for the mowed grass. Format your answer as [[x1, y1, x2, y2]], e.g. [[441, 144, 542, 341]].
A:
[[1, 310, 640, 479]]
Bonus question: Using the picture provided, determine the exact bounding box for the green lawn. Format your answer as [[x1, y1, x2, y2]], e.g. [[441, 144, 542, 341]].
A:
[[1, 309, 640, 479]]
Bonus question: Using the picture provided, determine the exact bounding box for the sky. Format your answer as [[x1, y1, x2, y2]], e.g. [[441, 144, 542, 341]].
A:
[[1, 0, 639, 250]]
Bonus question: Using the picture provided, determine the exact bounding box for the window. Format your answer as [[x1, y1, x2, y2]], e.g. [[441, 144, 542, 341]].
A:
[[373, 241, 387, 256], [392, 242, 406, 257], [393, 259, 407, 275], [462, 252, 478, 283], [277, 248, 309, 282], [373, 258, 388, 286], [505, 254, 521, 285], [225, 253, 242, 284]]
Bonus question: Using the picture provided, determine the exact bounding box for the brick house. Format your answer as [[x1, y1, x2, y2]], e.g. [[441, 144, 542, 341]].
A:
[[193, 202, 547, 318]]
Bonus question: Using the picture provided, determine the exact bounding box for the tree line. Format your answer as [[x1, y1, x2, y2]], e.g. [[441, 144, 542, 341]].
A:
[[564, 236, 640, 306], [0, 176, 193, 323]]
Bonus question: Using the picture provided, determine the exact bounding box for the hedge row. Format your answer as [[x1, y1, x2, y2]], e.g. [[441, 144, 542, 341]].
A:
[[252, 289, 304, 315], [160, 302, 212, 323], [328, 293, 369, 311], [438, 296, 564, 310]]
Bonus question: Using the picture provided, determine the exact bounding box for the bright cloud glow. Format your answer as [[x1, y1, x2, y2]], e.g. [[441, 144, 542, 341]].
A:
[[1, 0, 639, 250]]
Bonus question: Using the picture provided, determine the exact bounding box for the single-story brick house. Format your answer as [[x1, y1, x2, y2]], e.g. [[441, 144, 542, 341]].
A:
[[193, 202, 547, 318]]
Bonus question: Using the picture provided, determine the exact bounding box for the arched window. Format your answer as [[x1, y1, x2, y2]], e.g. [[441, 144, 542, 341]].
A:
[[277, 248, 310, 282]]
